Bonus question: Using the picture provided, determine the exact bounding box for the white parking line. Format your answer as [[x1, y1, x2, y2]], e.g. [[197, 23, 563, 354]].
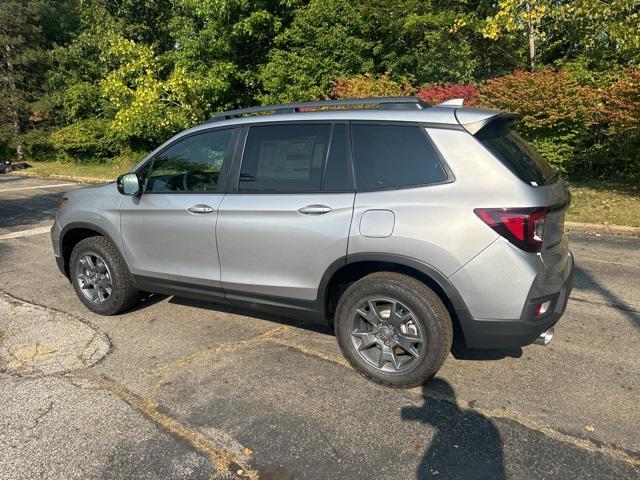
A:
[[0, 226, 51, 240], [0, 183, 75, 193]]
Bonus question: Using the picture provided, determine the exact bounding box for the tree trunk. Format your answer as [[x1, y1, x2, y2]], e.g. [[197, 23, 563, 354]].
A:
[[525, 0, 536, 71], [3, 41, 24, 160]]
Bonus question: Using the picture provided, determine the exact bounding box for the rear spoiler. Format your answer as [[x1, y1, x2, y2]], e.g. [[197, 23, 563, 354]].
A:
[[454, 109, 521, 135]]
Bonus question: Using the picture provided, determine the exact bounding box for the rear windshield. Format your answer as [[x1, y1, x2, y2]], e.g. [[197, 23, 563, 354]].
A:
[[477, 122, 556, 186]]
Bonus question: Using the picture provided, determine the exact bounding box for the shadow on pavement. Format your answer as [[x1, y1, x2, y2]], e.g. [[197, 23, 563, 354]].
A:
[[402, 378, 506, 480], [574, 265, 640, 329], [0, 176, 24, 184], [0, 190, 64, 230], [168, 296, 334, 335], [450, 340, 522, 361]]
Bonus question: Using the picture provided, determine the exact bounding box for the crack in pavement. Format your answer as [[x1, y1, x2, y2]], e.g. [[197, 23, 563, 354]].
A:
[[64, 373, 257, 480], [29, 401, 55, 430], [4, 292, 639, 475], [149, 325, 290, 400], [570, 293, 640, 313], [256, 335, 640, 469], [144, 327, 640, 468]]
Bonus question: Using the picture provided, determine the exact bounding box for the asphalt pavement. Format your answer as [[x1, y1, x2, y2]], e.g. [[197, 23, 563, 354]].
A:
[[0, 175, 638, 480]]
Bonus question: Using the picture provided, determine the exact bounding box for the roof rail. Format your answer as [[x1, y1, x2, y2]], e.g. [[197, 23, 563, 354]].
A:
[[208, 96, 429, 122]]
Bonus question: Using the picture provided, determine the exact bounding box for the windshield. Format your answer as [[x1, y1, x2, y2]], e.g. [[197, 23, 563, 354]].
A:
[[477, 121, 556, 186]]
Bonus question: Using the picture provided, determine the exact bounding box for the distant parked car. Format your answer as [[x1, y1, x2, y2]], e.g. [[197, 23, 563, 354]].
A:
[[51, 97, 573, 388]]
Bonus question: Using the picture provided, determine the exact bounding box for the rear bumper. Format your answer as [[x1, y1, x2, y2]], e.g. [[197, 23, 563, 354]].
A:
[[459, 252, 574, 349]]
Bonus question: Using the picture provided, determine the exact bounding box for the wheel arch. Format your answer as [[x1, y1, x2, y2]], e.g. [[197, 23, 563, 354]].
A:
[[59, 222, 127, 279], [320, 253, 471, 341]]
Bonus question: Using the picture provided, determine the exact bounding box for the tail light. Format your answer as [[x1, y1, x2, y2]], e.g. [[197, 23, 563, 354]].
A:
[[474, 207, 547, 252]]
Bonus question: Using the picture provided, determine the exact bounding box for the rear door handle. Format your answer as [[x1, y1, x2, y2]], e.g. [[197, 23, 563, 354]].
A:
[[187, 204, 215, 214], [298, 204, 332, 215]]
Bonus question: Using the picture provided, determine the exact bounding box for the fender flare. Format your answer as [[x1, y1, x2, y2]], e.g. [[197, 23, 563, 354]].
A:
[[58, 222, 131, 279], [317, 252, 472, 327]]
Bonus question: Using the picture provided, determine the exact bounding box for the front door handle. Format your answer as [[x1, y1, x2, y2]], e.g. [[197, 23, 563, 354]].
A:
[[298, 204, 332, 215], [187, 204, 214, 214]]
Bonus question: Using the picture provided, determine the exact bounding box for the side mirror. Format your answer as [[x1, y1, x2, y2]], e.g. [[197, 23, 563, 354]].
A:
[[117, 173, 141, 195]]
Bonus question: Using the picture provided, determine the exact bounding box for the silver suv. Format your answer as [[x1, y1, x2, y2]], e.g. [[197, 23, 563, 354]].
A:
[[51, 97, 574, 388]]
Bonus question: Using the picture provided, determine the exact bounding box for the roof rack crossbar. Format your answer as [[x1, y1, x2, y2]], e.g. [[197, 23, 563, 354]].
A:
[[208, 96, 429, 122]]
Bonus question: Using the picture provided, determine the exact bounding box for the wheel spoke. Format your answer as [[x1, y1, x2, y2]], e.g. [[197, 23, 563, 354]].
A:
[[85, 255, 96, 271], [86, 286, 98, 301], [352, 330, 379, 351], [379, 344, 399, 370], [96, 286, 106, 302], [356, 302, 382, 327], [95, 258, 106, 272], [390, 307, 413, 327], [396, 333, 422, 358]]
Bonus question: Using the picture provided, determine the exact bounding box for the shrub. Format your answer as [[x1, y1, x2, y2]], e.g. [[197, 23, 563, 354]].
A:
[[330, 74, 412, 99], [598, 71, 640, 181], [604, 71, 640, 134], [416, 83, 481, 107], [480, 69, 602, 174], [50, 118, 117, 160]]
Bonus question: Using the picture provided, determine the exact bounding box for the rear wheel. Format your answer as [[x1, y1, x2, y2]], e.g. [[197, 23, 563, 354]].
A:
[[70, 236, 139, 315], [334, 272, 452, 388]]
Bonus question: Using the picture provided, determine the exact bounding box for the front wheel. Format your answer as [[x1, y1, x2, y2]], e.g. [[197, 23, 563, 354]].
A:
[[70, 236, 140, 315], [334, 272, 452, 388]]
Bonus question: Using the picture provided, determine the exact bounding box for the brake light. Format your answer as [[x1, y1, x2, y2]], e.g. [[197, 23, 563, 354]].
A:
[[474, 207, 547, 252]]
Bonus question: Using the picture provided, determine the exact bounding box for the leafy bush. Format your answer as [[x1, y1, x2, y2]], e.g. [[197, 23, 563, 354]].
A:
[[597, 71, 640, 181], [480, 69, 601, 174], [416, 83, 481, 106], [330, 74, 412, 99], [50, 118, 117, 160], [604, 71, 640, 135]]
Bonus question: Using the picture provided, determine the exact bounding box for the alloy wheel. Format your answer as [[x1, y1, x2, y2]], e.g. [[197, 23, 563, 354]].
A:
[[76, 253, 113, 304], [350, 298, 425, 373]]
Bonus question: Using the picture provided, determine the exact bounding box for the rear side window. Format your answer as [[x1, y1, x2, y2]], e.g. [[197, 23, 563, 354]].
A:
[[477, 123, 555, 186], [240, 124, 331, 192], [351, 124, 447, 191]]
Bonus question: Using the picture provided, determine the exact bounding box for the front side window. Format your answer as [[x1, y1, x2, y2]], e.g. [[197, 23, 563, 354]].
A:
[[239, 124, 331, 192], [146, 129, 233, 193], [352, 124, 447, 191]]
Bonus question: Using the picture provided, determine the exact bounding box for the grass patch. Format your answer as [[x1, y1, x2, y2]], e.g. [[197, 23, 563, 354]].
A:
[[14, 160, 136, 183], [567, 181, 640, 227], [12, 162, 640, 227]]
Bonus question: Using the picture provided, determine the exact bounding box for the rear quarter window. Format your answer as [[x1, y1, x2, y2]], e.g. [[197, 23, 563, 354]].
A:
[[477, 122, 556, 186], [351, 124, 447, 191]]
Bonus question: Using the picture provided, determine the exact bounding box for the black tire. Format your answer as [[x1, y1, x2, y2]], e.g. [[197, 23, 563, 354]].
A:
[[70, 236, 140, 315], [334, 272, 452, 388]]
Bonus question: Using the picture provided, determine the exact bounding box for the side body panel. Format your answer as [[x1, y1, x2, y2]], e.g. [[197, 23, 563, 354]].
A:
[[53, 183, 124, 258], [217, 193, 355, 301], [119, 193, 224, 287], [348, 127, 504, 279]]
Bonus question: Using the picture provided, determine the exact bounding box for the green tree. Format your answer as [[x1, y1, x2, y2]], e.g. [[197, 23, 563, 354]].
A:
[[0, 0, 77, 159], [259, 0, 520, 103], [482, 0, 640, 72]]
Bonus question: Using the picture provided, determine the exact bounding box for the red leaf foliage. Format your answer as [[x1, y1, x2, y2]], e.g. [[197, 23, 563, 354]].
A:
[[416, 83, 481, 107]]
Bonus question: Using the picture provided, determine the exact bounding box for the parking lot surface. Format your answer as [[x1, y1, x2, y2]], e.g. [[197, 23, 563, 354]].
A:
[[1, 175, 639, 479]]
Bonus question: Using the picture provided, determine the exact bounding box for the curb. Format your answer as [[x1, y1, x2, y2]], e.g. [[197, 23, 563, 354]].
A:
[[8, 170, 108, 184], [566, 221, 640, 238]]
